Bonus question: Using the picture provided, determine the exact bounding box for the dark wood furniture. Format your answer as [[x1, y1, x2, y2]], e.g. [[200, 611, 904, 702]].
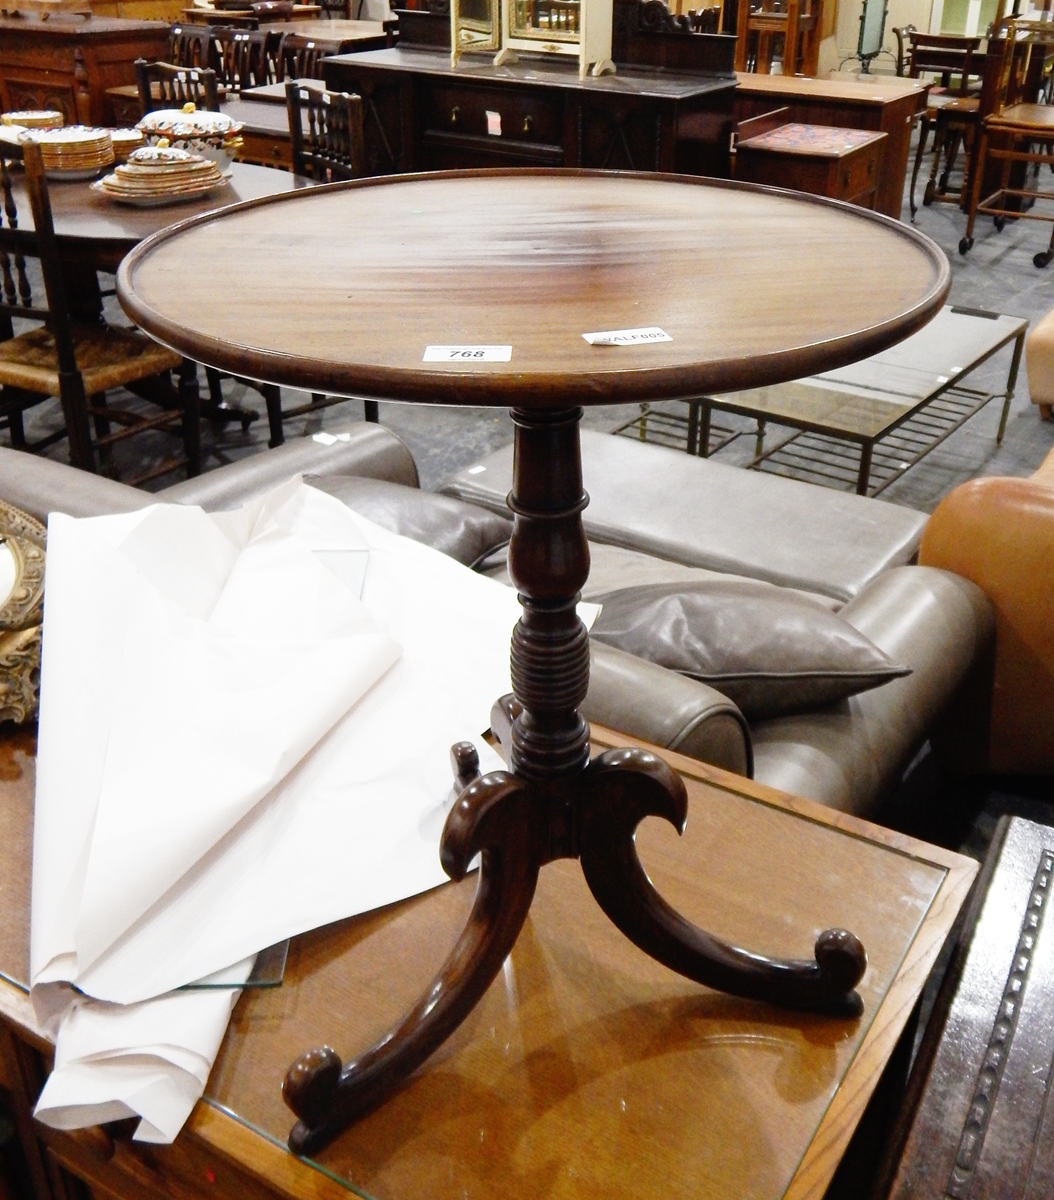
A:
[[0, 141, 199, 481], [901, 32, 982, 219], [883, 815, 1054, 1200], [961, 22, 1054, 268], [117, 168, 951, 1152], [734, 0, 818, 77], [134, 57, 222, 111], [0, 720, 977, 1200], [322, 46, 736, 176], [286, 79, 364, 179], [258, 17, 389, 49], [735, 122, 886, 208], [732, 72, 927, 219], [318, 0, 737, 177], [280, 29, 342, 77], [0, 13, 169, 126]]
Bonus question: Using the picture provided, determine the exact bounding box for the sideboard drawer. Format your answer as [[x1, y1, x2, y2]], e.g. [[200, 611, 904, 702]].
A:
[[422, 82, 564, 146]]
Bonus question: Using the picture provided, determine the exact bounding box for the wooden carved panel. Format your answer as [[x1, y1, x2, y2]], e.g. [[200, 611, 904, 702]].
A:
[[0, 75, 78, 123]]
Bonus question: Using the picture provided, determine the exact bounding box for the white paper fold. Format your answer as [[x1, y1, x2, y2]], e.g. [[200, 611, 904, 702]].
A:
[[32, 478, 523, 1141], [34, 962, 251, 1143]]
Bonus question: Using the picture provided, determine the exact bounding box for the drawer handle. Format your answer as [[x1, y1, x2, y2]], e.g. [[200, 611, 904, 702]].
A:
[[523, 115, 532, 134], [450, 105, 460, 127]]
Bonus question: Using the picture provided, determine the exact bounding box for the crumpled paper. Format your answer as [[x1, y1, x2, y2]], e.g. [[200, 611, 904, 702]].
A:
[[33, 478, 521, 1140]]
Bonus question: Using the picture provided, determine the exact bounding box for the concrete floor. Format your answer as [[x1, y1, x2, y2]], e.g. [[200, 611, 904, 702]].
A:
[[16, 127, 1054, 497]]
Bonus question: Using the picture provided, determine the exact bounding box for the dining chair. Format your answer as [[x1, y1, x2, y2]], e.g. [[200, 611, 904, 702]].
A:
[[900, 30, 982, 219], [211, 28, 278, 91], [961, 21, 1054, 267], [734, 0, 816, 76], [278, 33, 343, 80], [0, 141, 201, 481], [168, 22, 213, 69], [134, 59, 222, 113]]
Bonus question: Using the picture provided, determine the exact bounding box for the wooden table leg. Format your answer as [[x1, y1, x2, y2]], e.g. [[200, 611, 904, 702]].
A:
[[282, 406, 868, 1155]]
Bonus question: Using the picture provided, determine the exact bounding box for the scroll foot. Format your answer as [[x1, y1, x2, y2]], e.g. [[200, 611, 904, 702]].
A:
[[579, 748, 866, 1018], [284, 771, 544, 1155]]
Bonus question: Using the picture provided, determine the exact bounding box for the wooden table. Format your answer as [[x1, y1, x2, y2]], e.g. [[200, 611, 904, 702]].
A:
[[732, 73, 928, 219], [181, 3, 321, 21], [256, 18, 388, 47], [9, 160, 313, 275], [0, 724, 977, 1200], [0, 13, 169, 126], [115, 170, 953, 1157]]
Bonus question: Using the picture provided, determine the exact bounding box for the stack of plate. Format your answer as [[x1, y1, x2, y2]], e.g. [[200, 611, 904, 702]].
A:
[[110, 128, 146, 163], [92, 146, 229, 208], [1, 110, 64, 130], [22, 126, 115, 179]]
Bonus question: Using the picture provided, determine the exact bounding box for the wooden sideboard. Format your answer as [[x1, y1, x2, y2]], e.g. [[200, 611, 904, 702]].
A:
[[732, 73, 928, 219], [0, 14, 169, 126], [323, 45, 736, 177], [0, 722, 977, 1200]]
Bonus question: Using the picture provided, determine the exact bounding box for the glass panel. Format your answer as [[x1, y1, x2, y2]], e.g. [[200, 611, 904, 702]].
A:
[[455, 0, 499, 51], [858, 0, 887, 60], [509, 0, 580, 44], [205, 767, 949, 1200]]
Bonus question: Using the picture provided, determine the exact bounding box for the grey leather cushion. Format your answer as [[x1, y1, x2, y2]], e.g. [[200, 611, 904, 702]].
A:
[[589, 580, 911, 720], [304, 475, 512, 568], [441, 430, 927, 602]]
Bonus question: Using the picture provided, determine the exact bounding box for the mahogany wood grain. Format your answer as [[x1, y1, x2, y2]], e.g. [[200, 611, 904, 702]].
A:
[[117, 170, 949, 408], [5, 162, 314, 274], [0, 724, 977, 1200]]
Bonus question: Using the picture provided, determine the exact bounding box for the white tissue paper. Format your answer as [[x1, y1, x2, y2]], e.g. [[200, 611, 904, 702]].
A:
[[32, 477, 529, 1141]]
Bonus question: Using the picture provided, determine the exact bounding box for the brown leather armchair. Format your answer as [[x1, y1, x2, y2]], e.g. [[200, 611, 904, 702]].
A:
[[919, 445, 1054, 773]]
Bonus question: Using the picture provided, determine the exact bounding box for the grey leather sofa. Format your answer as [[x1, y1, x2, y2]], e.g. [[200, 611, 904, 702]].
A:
[[0, 427, 993, 820]]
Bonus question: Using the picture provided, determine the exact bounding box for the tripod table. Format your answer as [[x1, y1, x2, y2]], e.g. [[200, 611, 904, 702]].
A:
[[117, 169, 950, 1153]]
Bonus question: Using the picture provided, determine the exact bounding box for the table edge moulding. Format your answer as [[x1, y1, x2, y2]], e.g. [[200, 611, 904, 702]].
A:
[[115, 167, 952, 1154]]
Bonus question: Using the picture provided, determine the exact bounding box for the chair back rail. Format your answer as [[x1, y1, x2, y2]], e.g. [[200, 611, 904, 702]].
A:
[[211, 28, 279, 90], [134, 59, 222, 113], [279, 33, 344, 80], [169, 22, 213, 68], [285, 81, 365, 181]]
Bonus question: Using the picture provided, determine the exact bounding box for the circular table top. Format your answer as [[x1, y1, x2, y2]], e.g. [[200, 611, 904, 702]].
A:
[[117, 170, 950, 408]]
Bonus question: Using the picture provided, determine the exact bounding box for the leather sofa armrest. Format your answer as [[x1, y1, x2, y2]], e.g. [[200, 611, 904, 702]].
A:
[[0, 447, 146, 522], [920, 473, 1054, 773], [582, 641, 753, 778], [158, 426, 419, 509]]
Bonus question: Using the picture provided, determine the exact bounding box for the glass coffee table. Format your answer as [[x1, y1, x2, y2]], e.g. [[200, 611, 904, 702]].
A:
[[622, 305, 1027, 496]]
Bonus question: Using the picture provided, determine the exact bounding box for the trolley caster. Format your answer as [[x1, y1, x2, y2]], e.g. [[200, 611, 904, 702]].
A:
[[959, 237, 974, 255], [1034, 250, 1053, 268], [994, 216, 1006, 232]]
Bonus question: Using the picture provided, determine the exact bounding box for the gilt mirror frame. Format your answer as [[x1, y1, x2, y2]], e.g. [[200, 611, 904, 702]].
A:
[[0, 500, 45, 726]]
